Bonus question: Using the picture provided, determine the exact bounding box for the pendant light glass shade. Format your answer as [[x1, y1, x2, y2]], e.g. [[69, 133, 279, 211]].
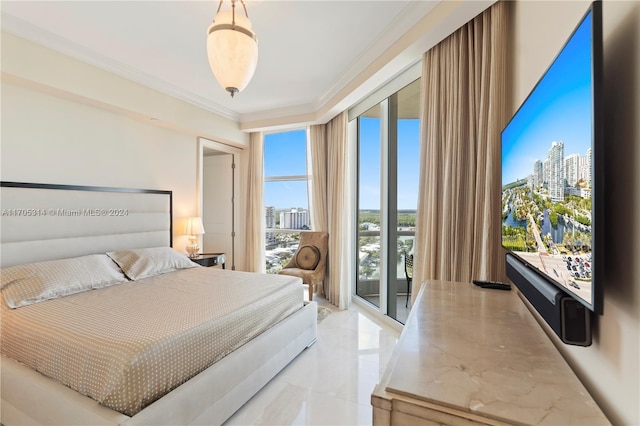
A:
[[207, 3, 258, 97]]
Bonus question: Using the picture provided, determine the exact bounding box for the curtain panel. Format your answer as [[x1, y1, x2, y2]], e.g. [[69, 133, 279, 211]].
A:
[[244, 132, 266, 273], [308, 125, 329, 233], [326, 112, 354, 309], [308, 124, 328, 297], [308, 112, 353, 309], [412, 1, 509, 299]]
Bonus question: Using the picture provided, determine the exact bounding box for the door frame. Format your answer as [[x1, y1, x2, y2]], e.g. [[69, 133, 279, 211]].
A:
[[197, 137, 243, 270]]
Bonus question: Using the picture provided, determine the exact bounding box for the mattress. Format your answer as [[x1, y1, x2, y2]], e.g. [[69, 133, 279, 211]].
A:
[[0, 267, 303, 416]]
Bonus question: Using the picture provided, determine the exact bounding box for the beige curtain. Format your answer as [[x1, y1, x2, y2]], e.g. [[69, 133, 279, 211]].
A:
[[308, 112, 353, 309], [308, 124, 328, 297], [244, 132, 265, 272], [412, 1, 509, 299], [326, 111, 353, 309], [308, 125, 329, 233]]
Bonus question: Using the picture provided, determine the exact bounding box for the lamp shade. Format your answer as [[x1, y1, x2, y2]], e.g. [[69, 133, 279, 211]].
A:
[[185, 217, 205, 235], [207, 9, 258, 97]]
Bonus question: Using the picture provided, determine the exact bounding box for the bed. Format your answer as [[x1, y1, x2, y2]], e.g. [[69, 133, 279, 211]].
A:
[[0, 181, 318, 425]]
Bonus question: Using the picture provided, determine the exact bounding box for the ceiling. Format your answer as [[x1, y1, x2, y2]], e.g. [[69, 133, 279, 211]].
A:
[[1, 1, 493, 131]]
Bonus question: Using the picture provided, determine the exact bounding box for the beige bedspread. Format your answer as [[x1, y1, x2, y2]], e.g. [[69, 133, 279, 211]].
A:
[[1, 267, 303, 416]]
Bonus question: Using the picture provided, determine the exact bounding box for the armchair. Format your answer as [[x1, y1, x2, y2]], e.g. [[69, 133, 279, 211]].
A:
[[278, 231, 328, 301]]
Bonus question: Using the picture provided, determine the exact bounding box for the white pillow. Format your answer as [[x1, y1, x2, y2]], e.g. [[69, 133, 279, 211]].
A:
[[1, 254, 128, 309], [106, 247, 198, 281]]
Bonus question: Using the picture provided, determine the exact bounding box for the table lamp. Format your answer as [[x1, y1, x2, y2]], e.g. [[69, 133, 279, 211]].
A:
[[185, 217, 205, 258]]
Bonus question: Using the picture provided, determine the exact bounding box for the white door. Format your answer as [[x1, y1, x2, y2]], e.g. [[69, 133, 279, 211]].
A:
[[202, 153, 234, 264]]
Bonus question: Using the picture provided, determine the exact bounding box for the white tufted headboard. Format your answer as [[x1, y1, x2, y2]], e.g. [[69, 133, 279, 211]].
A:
[[0, 182, 172, 268]]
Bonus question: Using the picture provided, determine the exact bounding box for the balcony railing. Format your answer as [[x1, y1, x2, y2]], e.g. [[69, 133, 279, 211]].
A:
[[357, 228, 415, 289]]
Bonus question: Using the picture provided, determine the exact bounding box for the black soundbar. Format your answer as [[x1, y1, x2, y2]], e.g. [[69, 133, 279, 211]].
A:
[[506, 253, 591, 346]]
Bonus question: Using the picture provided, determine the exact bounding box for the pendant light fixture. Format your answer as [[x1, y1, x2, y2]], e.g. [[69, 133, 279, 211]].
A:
[[206, 0, 258, 97]]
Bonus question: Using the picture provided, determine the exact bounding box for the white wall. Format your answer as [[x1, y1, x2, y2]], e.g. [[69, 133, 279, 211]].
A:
[[1, 32, 250, 259], [1, 82, 195, 251], [512, 1, 640, 424]]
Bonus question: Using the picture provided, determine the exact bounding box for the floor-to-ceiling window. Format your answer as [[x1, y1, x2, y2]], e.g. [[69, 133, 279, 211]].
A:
[[263, 129, 310, 273], [355, 78, 420, 324], [392, 80, 421, 322], [357, 104, 382, 307]]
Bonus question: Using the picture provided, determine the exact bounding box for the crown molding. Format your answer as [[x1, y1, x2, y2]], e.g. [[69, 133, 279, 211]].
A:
[[240, 0, 496, 132], [315, 1, 438, 110], [1, 12, 239, 122], [2, 1, 496, 133], [0, 3, 440, 130]]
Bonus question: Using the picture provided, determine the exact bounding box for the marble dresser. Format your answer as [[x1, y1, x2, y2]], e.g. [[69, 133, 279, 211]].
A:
[[371, 279, 610, 425]]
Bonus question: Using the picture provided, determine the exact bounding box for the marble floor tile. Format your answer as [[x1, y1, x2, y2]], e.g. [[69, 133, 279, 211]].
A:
[[225, 296, 400, 426]]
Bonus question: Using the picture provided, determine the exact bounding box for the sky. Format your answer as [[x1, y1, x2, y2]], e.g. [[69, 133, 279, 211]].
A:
[[359, 118, 420, 210], [501, 11, 594, 186], [263, 120, 420, 211], [264, 129, 308, 210]]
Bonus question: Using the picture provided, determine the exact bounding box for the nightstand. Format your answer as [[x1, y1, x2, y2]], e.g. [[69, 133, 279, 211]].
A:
[[190, 253, 226, 269]]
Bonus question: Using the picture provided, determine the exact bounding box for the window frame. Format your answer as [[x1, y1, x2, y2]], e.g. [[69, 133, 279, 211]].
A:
[[263, 129, 311, 274], [263, 128, 311, 232]]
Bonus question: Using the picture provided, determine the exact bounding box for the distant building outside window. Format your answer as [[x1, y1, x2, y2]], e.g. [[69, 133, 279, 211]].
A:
[[279, 208, 309, 230]]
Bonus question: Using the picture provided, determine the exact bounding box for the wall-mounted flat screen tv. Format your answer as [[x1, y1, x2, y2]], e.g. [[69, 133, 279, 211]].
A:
[[501, 1, 603, 314]]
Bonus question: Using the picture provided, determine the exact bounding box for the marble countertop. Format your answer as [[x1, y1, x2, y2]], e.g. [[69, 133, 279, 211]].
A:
[[373, 279, 609, 425]]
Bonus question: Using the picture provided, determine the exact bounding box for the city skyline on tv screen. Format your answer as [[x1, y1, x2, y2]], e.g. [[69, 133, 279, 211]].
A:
[[501, 11, 594, 305]]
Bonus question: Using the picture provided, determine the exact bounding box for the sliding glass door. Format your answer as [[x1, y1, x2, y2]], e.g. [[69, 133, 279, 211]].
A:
[[392, 80, 420, 323], [356, 79, 420, 324]]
